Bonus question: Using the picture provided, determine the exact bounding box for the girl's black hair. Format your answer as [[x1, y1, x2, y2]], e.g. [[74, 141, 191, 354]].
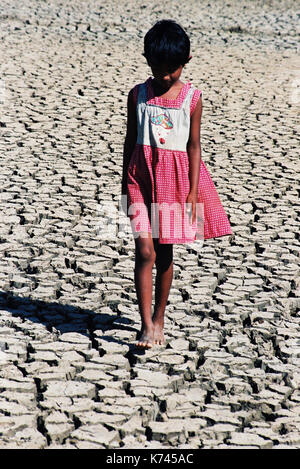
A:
[[143, 19, 190, 68]]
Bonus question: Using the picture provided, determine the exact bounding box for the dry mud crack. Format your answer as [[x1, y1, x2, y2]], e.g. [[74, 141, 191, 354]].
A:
[[0, 0, 299, 449]]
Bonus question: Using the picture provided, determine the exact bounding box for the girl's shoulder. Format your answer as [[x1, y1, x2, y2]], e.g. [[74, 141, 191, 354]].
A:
[[128, 80, 149, 106]]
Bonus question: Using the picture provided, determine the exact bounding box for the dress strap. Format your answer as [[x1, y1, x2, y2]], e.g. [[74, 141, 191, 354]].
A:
[[190, 89, 203, 116]]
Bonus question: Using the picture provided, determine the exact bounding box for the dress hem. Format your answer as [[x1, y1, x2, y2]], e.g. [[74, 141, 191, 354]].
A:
[[130, 229, 233, 244]]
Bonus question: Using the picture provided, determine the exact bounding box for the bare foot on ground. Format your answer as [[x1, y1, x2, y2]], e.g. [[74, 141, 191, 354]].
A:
[[136, 326, 154, 349], [153, 321, 165, 346]]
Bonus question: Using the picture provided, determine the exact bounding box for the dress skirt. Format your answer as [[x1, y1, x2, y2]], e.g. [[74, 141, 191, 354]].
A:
[[126, 143, 233, 244]]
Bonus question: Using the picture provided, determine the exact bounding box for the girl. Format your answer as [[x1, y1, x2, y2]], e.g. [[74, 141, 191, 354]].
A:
[[121, 20, 232, 349]]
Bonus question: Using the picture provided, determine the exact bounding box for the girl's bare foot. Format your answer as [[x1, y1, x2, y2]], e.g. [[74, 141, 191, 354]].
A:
[[153, 321, 165, 345], [136, 325, 154, 349]]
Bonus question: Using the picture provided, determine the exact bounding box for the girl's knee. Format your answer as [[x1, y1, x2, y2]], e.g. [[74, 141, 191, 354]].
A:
[[135, 238, 156, 264], [138, 246, 156, 264]]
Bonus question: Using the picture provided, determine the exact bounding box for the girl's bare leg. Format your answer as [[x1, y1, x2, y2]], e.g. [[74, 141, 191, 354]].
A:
[[152, 241, 173, 345], [134, 232, 156, 348]]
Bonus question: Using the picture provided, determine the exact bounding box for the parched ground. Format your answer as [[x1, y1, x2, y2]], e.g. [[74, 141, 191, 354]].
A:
[[0, 0, 299, 449]]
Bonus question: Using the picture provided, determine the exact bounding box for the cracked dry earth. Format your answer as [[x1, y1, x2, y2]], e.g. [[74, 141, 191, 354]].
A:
[[0, 0, 299, 449]]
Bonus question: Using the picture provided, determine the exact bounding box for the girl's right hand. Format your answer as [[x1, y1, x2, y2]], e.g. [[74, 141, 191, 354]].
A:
[[185, 190, 197, 225]]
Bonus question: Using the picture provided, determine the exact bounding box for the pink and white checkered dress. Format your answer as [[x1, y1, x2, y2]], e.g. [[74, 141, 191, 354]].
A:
[[126, 77, 232, 244]]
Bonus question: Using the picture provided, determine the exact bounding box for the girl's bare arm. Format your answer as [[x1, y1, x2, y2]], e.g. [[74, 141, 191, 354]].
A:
[[187, 95, 202, 194], [121, 88, 137, 194], [186, 95, 202, 223]]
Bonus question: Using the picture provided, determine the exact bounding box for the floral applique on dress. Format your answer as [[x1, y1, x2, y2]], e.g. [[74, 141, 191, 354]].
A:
[[150, 113, 173, 145], [150, 114, 173, 129]]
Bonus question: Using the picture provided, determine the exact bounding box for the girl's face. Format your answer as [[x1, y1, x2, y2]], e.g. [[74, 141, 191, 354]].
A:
[[149, 63, 184, 90]]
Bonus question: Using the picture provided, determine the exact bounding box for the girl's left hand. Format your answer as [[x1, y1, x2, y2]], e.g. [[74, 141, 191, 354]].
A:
[[186, 190, 198, 224]]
